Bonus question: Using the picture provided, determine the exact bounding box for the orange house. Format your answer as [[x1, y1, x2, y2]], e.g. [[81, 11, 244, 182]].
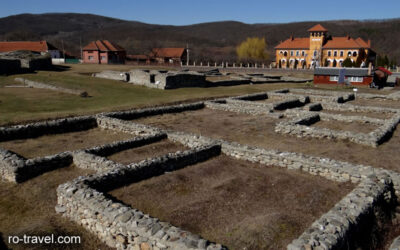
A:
[[275, 24, 376, 69], [82, 40, 126, 64]]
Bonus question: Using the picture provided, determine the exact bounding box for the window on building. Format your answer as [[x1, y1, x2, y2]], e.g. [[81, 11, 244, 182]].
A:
[[330, 76, 339, 81], [101, 56, 106, 60], [328, 51, 331, 57], [353, 51, 358, 57], [88, 56, 93, 61], [334, 51, 337, 57], [350, 76, 363, 82], [348, 51, 352, 57], [301, 51, 305, 56], [290, 51, 294, 56], [340, 51, 344, 57], [283, 51, 288, 57], [296, 51, 299, 56], [313, 50, 317, 57]]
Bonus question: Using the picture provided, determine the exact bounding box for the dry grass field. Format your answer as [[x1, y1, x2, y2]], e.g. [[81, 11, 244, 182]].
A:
[[110, 155, 354, 250], [0, 165, 112, 250], [107, 139, 188, 165], [311, 120, 379, 133], [135, 108, 400, 172], [0, 128, 132, 158], [1, 65, 400, 249]]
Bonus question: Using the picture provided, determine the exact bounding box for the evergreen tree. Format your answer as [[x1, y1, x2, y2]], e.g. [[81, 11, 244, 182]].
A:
[[342, 57, 353, 67], [383, 55, 389, 67]]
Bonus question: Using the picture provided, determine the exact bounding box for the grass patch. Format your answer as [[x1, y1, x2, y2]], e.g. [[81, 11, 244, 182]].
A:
[[0, 128, 132, 158], [0, 165, 112, 250], [109, 155, 354, 249], [0, 64, 303, 126]]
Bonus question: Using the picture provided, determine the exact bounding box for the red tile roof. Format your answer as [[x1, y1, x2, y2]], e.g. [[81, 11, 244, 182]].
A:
[[323, 36, 370, 49], [0, 41, 55, 53], [151, 48, 185, 58], [376, 67, 392, 75], [275, 38, 310, 49], [308, 24, 328, 32], [83, 40, 125, 52]]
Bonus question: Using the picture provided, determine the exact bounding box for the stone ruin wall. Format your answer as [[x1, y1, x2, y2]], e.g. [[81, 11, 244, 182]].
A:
[[1, 89, 400, 249]]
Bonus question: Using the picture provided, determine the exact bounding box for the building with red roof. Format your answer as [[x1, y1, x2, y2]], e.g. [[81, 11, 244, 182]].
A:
[[0, 40, 61, 58], [150, 48, 187, 64], [82, 40, 126, 64], [275, 24, 376, 69]]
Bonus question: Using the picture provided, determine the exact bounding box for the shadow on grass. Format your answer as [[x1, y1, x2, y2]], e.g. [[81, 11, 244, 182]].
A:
[[43, 65, 71, 72]]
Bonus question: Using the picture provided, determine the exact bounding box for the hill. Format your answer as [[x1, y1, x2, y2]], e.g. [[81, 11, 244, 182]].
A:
[[0, 13, 399, 63]]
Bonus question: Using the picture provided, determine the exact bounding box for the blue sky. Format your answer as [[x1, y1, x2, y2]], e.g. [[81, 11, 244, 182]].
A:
[[1, 0, 399, 25]]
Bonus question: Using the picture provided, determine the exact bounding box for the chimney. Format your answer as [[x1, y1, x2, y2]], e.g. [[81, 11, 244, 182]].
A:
[[367, 39, 371, 47], [347, 35, 351, 40], [290, 35, 294, 41]]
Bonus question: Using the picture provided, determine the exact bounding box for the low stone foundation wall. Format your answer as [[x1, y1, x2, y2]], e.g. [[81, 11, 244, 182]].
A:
[[322, 102, 400, 114], [291, 88, 355, 99], [0, 116, 97, 142], [205, 100, 279, 117], [96, 116, 161, 136], [0, 148, 72, 183], [72, 134, 168, 172], [285, 109, 386, 125], [85, 133, 167, 157], [231, 92, 268, 101], [92, 70, 128, 82], [275, 111, 400, 147], [357, 91, 400, 101], [158, 129, 400, 250], [128, 69, 207, 89], [15, 78, 88, 96], [56, 145, 224, 250], [288, 177, 396, 250], [103, 102, 205, 120]]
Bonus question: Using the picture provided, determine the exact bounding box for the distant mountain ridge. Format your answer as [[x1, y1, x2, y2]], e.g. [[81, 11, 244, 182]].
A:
[[0, 13, 399, 63]]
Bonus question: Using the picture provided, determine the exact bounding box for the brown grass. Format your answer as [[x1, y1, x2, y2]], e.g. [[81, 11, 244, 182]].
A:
[[107, 139, 188, 165], [0, 128, 132, 158], [109, 155, 354, 250], [135, 108, 400, 172], [321, 110, 393, 119], [311, 120, 379, 134], [348, 98, 400, 109], [0, 165, 112, 250]]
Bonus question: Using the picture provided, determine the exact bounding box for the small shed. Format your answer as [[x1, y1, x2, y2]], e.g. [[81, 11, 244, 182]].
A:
[[314, 67, 373, 85]]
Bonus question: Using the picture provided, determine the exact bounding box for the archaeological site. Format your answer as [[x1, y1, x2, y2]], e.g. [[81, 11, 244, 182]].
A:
[[1, 85, 400, 250]]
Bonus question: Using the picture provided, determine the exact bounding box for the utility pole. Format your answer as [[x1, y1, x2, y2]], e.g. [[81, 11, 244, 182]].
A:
[[80, 37, 83, 60], [62, 40, 65, 61], [186, 43, 189, 66]]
